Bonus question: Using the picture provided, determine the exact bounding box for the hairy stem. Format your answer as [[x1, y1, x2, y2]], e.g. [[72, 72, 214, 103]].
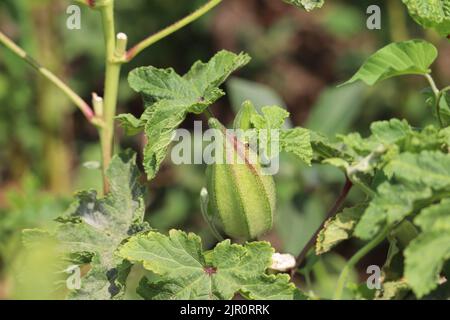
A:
[[126, 0, 222, 62], [98, 2, 125, 193], [0, 31, 99, 125], [333, 226, 390, 300], [424, 74, 440, 96], [291, 177, 353, 276]]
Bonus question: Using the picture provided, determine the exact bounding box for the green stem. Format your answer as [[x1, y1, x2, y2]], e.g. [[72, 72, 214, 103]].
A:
[[333, 226, 390, 300], [98, 2, 124, 193], [348, 175, 376, 198], [125, 0, 222, 62], [441, 86, 450, 93], [424, 74, 439, 96], [0, 31, 100, 125], [424, 74, 447, 128]]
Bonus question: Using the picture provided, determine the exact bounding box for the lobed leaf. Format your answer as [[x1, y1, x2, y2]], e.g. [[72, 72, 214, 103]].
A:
[[384, 151, 450, 190], [280, 128, 313, 165], [354, 182, 432, 240], [121, 50, 251, 180], [30, 151, 149, 299], [250, 105, 289, 130], [414, 199, 450, 232], [117, 230, 297, 300], [249, 104, 313, 165]]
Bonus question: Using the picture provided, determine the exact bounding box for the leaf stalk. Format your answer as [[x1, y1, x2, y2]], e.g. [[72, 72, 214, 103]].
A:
[[0, 31, 101, 126], [333, 226, 390, 300]]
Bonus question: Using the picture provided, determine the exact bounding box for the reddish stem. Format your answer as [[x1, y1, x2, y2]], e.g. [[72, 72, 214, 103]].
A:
[[290, 177, 353, 277]]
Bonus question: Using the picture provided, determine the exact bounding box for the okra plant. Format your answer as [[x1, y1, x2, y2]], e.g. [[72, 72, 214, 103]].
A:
[[1, 0, 449, 300]]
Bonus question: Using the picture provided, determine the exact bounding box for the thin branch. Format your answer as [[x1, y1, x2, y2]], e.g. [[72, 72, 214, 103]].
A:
[[0, 31, 102, 126], [125, 0, 222, 62], [424, 73, 439, 96], [333, 226, 390, 300], [291, 177, 353, 277]]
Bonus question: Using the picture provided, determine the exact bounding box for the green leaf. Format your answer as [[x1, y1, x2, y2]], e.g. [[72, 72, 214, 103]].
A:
[[52, 150, 148, 299], [338, 120, 447, 160], [404, 231, 450, 297], [123, 50, 251, 180], [249, 105, 312, 165], [310, 131, 352, 162], [405, 196, 450, 298], [354, 182, 432, 240], [384, 151, 450, 190], [283, 0, 325, 12], [415, 199, 450, 232], [117, 230, 297, 300], [116, 113, 144, 136], [341, 40, 438, 86], [375, 280, 410, 300], [425, 90, 450, 127], [370, 119, 413, 146], [251, 106, 290, 130], [338, 119, 412, 155], [280, 128, 313, 165], [402, 0, 450, 36], [316, 204, 367, 254]]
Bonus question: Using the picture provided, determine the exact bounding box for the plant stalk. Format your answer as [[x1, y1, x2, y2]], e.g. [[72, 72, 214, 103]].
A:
[[0, 31, 99, 125], [333, 226, 390, 300], [98, 2, 124, 193], [291, 177, 353, 276]]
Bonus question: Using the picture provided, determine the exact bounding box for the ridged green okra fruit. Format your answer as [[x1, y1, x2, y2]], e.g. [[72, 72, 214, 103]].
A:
[[206, 118, 276, 240]]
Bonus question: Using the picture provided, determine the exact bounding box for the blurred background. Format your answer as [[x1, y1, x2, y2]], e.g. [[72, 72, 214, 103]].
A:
[[0, 0, 449, 299]]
